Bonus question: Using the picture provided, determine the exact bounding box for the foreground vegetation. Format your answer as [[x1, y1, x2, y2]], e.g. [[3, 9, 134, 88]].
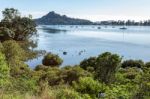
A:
[[0, 8, 150, 99]]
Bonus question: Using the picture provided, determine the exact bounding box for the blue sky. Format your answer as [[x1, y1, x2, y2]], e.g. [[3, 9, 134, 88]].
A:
[[0, 0, 150, 21]]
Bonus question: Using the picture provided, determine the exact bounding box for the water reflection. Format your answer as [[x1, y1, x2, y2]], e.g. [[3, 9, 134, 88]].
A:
[[39, 27, 67, 34]]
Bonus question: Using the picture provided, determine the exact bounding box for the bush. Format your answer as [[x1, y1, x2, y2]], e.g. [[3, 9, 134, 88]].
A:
[[56, 87, 81, 99], [42, 53, 63, 67], [0, 52, 10, 87], [61, 66, 92, 84], [105, 84, 136, 99], [115, 67, 142, 84], [134, 70, 150, 99], [96, 52, 122, 84], [80, 52, 122, 84], [80, 57, 97, 70], [2, 40, 27, 62], [38, 67, 62, 86], [145, 62, 150, 68], [9, 77, 38, 94], [0, 42, 4, 52], [10, 62, 32, 78], [122, 60, 144, 68], [35, 65, 49, 71], [73, 77, 104, 99]]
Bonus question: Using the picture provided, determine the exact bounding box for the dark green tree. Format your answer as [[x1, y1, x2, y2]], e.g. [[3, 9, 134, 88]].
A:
[[0, 8, 37, 41], [2, 8, 20, 22], [96, 52, 122, 84]]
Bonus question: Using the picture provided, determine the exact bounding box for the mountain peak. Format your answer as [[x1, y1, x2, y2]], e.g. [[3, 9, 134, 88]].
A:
[[47, 11, 56, 15], [45, 11, 61, 18], [35, 12, 93, 25]]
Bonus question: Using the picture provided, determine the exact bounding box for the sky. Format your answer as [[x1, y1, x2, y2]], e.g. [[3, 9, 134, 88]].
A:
[[0, 0, 150, 22]]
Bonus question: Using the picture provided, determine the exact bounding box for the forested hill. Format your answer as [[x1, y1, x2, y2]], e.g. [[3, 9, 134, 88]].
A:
[[35, 11, 93, 25]]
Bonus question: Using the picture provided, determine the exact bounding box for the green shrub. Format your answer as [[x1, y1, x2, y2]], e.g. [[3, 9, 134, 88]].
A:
[[35, 65, 49, 71], [38, 67, 62, 86], [115, 67, 142, 84], [81, 94, 92, 99], [56, 87, 81, 99], [61, 66, 92, 85], [9, 76, 38, 94], [36, 66, 92, 86], [96, 52, 122, 84], [122, 60, 144, 68], [42, 53, 63, 67], [80, 52, 122, 84], [144, 62, 150, 68], [105, 84, 136, 99], [134, 71, 150, 99], [10, 62, 32, 78], [0, 42, 4, 52], [0, 52, 10, 87], [80, 57, 97, 70], [73, 77, 104, 99], [2, 40, 27, 62]]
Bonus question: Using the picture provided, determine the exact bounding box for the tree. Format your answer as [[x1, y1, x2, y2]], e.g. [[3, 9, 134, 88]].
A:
[[0, 27, 15, 40], [0, 8, 37, 41], [79, 52, 122, 84], [42, 53, 63, 67], [2, 8, 20, 22], [96, 52, 122, 84], [11, 17, 37, 40]]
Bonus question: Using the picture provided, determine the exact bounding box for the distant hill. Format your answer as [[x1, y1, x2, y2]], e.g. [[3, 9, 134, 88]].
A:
[[35, 11, 93, 25]]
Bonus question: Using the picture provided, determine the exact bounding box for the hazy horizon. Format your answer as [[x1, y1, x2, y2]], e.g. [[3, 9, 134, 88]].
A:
[[0, 0, 150, 22]]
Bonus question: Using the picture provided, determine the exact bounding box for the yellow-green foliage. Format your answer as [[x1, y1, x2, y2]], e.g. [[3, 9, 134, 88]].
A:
[[73, 77, 104, 99], [0, 52, 10, 87], [115, 67, 142, 84], [105, 83, 139, 99], [2, 40, 27, 62], [35, 65, 92, 86]]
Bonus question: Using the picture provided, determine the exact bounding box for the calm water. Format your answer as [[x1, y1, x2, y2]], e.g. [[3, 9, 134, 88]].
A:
[[27, 25, 150, 68]]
